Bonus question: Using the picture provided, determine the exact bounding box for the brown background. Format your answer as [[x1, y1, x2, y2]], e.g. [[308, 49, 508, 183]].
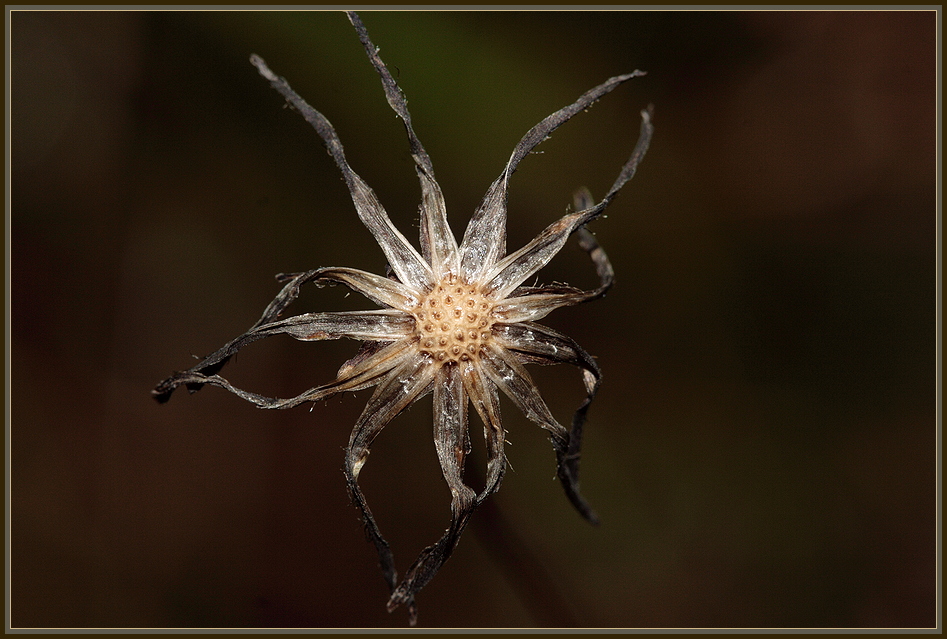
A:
[[10, 10, 937, 629]]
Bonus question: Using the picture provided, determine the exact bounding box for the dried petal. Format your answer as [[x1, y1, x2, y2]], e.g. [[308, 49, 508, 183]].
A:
[[386, 364, 475, 619], [267, 309, 414, 341], [459, 71, 646, 282], [493, 321, 602, 494], [347, 12, 460, 278], [251, 54, 433, 291], [483, 107, 653, 299], [314, 267, 420, 310], [491, 224, 613, 323], [480, 343, 598, 524], [387, 359, 508, 616], [343, 353, 436, 626], [417, 171, 460, 279]]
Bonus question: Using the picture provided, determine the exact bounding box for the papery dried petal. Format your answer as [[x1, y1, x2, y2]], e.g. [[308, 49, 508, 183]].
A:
[[343, 353, 436, 625], [268, 309, 414, 341], [387, 359, 508, 617], [459, 71, 646, 282], [493, 287, 588, 323], [314, 267, 421, 310], [493, 321, 601, 493], [153, 268, 326, 403], [251, 54, 433, 291], [491, 228, 612, 320], [480, 343, 598, 524], [155, 337, 418, 413], [347, 12, 460, 279], [483, 107, 653, 299], [386, 364, 475, 620]]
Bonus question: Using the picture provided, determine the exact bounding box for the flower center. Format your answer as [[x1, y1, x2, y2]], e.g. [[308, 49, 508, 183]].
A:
[[413, 277, 494, 364]]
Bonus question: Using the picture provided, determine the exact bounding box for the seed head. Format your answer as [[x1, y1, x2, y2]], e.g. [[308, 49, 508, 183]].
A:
[[153, 10, 653, 626]]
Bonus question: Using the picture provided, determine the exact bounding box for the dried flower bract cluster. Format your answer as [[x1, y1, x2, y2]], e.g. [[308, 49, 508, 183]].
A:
[[153, 11, 653, 626]]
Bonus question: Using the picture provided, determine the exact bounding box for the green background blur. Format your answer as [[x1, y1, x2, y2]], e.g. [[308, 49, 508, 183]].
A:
[[10, 10, 936, 629]]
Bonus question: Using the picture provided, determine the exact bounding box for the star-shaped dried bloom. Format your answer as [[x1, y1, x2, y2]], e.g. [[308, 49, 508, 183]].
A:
[[153, 11, 653, 625]]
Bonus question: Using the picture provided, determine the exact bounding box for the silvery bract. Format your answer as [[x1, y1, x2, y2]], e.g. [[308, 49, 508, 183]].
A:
[[154, 11, 653, 626]]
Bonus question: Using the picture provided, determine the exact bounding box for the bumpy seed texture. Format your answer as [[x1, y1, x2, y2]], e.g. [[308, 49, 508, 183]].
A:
[[415, 278, 494, 364], [152, 10, 653, 627]]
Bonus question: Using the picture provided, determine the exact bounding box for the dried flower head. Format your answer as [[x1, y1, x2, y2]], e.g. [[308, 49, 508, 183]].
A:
[[153, 11, 653, 626]]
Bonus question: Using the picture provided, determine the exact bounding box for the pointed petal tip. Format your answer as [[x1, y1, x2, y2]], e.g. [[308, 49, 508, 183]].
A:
[[249, 54, 276, 82]]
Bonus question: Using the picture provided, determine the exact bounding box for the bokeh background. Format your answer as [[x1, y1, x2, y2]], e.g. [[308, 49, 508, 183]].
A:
[[9, 9, 937, 629]]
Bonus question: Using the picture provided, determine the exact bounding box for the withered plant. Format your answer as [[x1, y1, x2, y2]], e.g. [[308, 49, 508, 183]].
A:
[[154, 11, 652, 626]]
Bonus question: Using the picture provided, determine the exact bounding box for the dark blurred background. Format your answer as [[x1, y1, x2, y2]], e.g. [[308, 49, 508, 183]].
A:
[[9, 10, 936, 629]]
